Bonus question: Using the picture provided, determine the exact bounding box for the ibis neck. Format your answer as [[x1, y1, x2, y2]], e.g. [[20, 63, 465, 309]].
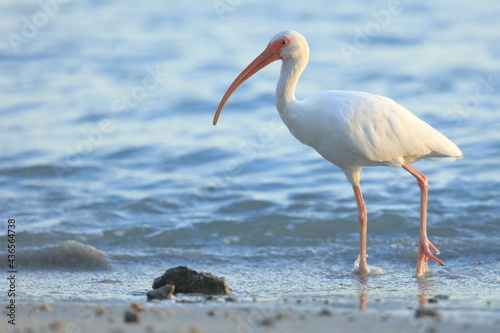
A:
[[275, 57, 307, 113]]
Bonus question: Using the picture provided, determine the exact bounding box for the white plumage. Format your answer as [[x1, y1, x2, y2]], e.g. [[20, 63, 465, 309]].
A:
[[283, 90, 461, 183], [213, 30, 462, 277]]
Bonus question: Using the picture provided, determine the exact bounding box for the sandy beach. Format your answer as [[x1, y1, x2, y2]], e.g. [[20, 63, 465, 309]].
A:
[[4, 292, 499, 333]]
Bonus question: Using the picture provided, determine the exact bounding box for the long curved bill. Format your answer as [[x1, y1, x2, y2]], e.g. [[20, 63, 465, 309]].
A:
[[213, 42, 282, 126]]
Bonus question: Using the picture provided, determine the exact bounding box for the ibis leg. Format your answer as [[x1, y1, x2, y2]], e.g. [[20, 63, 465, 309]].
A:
[[402, 163, 444, 277], [353, 185, 370, 275]]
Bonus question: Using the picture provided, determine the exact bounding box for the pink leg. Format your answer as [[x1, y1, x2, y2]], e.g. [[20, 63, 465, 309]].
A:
[[402, 163, 444, 277], [353, 185, 370, 275]]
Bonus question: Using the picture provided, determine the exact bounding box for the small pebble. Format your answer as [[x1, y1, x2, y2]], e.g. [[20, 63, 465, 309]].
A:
[[39, 304, 53, 312], [49, 320, 65, 331], [147, 284, 175, 301], [124, 310, 140, 323], [275, 312, 295, 320], [95, 305, 108, 315], [261, 317, 275, 327], [207, 310, 221, 317], [129, 302, 147, 313], [225, 296, 238, 302], [319, 308, 333, 317]]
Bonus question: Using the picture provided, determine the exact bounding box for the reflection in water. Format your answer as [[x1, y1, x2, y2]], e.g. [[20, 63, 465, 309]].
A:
[[356, 275, 436, 311], [357, 276, 368, 311], [416, 277, 435, 309], [418, 292, 428, 309], [359, 289, 368, 311]]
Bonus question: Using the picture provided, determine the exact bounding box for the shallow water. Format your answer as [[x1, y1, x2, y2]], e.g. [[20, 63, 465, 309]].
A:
[[1, 0, 499, 316]]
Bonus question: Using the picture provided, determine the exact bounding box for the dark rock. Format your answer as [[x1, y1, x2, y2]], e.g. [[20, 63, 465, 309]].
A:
[[152, 266, 230, 295], [147, 284, 175, 301]]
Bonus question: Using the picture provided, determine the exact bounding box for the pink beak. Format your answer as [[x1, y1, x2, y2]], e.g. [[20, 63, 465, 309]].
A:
[[213, 42, 283, 126]]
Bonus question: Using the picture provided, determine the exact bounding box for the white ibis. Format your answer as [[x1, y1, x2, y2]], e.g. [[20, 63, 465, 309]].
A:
[[213, 30, 462, 277]]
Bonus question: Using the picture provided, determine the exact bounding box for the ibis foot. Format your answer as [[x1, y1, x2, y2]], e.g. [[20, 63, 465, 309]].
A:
[[415, 238, 444, 277]]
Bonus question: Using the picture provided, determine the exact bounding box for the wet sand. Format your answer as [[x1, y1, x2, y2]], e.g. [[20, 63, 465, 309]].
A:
[[4, 293, 498, 333]]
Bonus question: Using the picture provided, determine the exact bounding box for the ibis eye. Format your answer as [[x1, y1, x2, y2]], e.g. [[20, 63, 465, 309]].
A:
[[280, 39, 288, 46]]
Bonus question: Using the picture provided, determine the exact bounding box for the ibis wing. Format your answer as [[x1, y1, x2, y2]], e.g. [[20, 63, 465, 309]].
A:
[[299, 91, 462, 167]]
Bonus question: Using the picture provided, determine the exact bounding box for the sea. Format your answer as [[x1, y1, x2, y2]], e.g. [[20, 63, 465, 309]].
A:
[[1, 0, 499, 321]]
